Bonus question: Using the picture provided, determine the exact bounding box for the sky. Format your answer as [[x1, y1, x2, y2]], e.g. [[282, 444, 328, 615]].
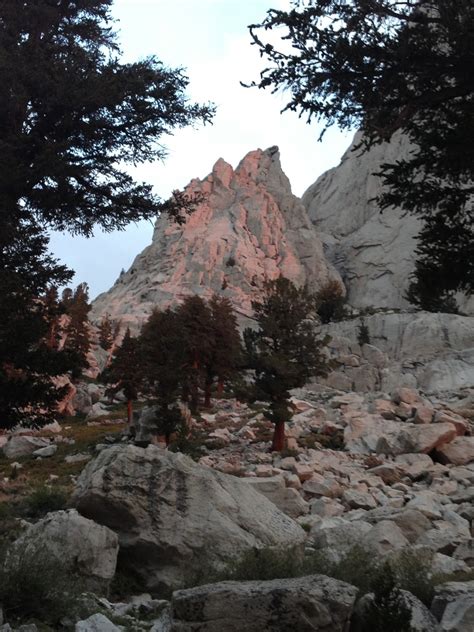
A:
[[49, 0, 353, 299]]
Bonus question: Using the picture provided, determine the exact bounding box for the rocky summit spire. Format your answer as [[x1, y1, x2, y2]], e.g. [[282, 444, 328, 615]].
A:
[[91, 147, 341, 329]]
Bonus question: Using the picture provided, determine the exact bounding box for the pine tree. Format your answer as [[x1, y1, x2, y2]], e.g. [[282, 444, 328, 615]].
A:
[[64, 283, 91, 379], [0, 0, 214, 237], [103, 328, 141, 425], [177, 296, 214, 413], [0, 223, 71, 429], [43, 286, 62, 350], [140, 309, 185, 445], [205, 295, 242, 406], [98, 313, 115, 351], [0, 0, 214, 426], [244, 278, 329, 451]]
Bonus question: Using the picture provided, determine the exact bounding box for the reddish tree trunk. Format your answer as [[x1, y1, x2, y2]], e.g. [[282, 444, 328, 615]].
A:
[[271, 420, 285, 452], [217, 379, 224, 396], [127, 400, 133, 426], [165, 432, 171, 447]]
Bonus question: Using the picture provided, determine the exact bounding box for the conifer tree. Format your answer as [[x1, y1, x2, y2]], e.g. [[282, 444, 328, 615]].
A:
[[64, 283, 91, 379], [0, 0, 213, 425], [315, 280, 347, 324], [205, 295, 242, 406], [244, 278, 329, 451], [0, 223, 71, 429], [140, 309, 185, 445], [43, 286, 63, 350], [177, 296, 214, 413], [103, 328, 141, 425], [98, 313, 115, 351]]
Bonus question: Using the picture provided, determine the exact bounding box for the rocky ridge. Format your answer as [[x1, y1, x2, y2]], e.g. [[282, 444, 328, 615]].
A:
[[92, 147, 340, 329]]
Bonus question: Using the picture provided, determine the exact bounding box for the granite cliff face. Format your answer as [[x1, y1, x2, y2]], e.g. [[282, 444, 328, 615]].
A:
[[302, 131, 421, 311], [92, 147, 340, 328], [303, 132, 473, 315]]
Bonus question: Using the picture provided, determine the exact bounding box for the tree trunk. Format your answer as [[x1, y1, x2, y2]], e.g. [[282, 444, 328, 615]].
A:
[[271, 420, 285, 452], [217, 379, 224, 396], [127, 399, 133, 426], [204, 378, 212, 408], [165, 431, 171, 447]]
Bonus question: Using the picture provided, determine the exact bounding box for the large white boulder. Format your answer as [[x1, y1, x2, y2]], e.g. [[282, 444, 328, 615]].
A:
[[72, 445, 306, 592], [10, 509, 118, 591]]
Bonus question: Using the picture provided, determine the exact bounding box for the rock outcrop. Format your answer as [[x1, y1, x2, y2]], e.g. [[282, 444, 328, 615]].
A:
[[91, 147, 340, 329], [9, 510, 118, 592], [72, 445, 306, 592], [323, 311, 474, 393], [170, 575, 358, 632], [303, 131, 474, 315]]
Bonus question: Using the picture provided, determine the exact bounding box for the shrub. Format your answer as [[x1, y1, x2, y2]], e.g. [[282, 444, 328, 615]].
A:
[[225, 256, 236, 267], [0, 543, 84, 625], [357, 319, 370, 346], [390, 549, 434, 607], [358, 563, 414, 632], [315, 280, 347, 324], [222, 547, 304, 582], [110, 568, 144, 600], [168, 421, 207, 461], [20, 486, 69, 519]]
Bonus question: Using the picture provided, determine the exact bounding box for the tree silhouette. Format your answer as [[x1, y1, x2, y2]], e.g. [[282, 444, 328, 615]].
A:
[[244, 278, 329, 451], [103, 328, 141, 426], [140, 309, 185, 445]]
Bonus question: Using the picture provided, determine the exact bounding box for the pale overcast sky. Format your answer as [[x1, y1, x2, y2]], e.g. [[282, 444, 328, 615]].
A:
[[49, 0, 352, 298]]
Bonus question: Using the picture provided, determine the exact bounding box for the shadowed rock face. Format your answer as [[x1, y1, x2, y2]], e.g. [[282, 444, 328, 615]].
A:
[[303, 131, 473, 314], [302, 131, 422, 312], [72, 445, 306, 593], [91, 146, 340, 329]]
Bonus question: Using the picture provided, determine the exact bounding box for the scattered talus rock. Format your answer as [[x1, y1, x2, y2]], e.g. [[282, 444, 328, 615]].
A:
[[72, 445, 306, 592], [91, 146, 340, 328], [303, 130, 473, 315], [170, 575, 358, 632]]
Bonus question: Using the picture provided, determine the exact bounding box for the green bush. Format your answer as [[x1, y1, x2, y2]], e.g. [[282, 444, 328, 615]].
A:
[[0, 543, 84, 625], [222, 547, 304, 582], [21, 486, 69, 519], [390, 549, 434, 607], [357, 563, 414, 632]]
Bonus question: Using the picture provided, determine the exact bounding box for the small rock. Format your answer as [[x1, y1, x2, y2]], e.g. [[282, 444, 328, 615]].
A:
[[75, 613, 121, 632], [435, 437, 474, 466], [65, 453, 91, 464], [33, 444, 58, 458], [342, 489, 377, 510], [413, 406, 434, 425]]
